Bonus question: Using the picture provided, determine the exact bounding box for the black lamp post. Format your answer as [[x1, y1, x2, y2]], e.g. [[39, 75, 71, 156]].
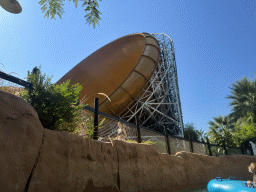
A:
[[0, 0, 22, 14]]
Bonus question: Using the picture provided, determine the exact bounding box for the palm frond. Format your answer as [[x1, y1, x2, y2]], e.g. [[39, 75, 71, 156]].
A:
[[227, 75, 256, 122]]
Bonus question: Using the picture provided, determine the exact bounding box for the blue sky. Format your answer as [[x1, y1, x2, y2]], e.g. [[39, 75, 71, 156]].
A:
[[0, 0, 255, 135]]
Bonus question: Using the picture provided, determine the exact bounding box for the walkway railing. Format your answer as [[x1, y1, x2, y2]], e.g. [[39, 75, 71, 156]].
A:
[[0, 71, 249, 157]]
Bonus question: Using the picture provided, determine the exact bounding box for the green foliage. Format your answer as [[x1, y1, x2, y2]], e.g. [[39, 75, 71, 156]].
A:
[[207, 115, 236, 147], [19, 65, 87, 133], [195, 128, 208, 142], [83, 112, 106, 139], [39, 0, 65, 20], [226, 74, 256, 124], [82, 0, 102, 28], [209, 72, 256, 147], [210, 145, 226, 156], [38, 0, 102, 28], [232, 112, 256, 145], [183, 123, 200, 142]]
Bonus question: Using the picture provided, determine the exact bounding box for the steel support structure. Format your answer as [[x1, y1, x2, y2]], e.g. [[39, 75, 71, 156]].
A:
[[119, 33, 184, 137]]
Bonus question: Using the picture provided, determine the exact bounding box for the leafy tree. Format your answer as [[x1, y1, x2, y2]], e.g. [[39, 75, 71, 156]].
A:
[[38, 0, 102, 28], [195, 128, 208, 142], [19, 65, 87, 134], [233, 111, 256, 145], [183, 123, 200, 142], [226, 73, 256, 124], [207, 115, 236, 147]]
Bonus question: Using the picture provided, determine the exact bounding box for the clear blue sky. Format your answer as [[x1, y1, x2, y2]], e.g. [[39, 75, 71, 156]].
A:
[[1, 0, 255, 135]]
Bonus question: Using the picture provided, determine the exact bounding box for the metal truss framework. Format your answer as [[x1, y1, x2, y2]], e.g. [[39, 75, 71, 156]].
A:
[[120, 33, 184, 137]]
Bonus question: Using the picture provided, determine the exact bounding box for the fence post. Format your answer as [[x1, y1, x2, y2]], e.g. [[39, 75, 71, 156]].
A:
[[163, 125, 171, 155], [189, 132, 193, 153], [202, 138, 207, 155], [223, 139, 228, 155], [93, 97, 99, 140], [136, 115, 142, 143], [28, 68, 39, 107], [206, 137, 212, 156], [240, 143, 245, 155]]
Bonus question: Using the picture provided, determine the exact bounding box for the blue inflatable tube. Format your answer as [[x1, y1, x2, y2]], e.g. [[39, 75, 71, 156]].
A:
[[207, 177, 256, 192]]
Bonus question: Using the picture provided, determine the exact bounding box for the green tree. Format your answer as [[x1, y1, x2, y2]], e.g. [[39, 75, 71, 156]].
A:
[[233, 112, 256, 145], [207, 115, 236, 147], [183, 123, 200, 142], [195, 128, 207, 142], [226, 73, 256, 124], [38, 0, 102, 28], [19, 65, 87, 134]]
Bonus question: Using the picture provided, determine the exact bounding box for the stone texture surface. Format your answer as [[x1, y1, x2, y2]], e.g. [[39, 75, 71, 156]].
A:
[[0, 90, 44, 192], [28, 129, 119, 192], [1, 90, 256, 192]]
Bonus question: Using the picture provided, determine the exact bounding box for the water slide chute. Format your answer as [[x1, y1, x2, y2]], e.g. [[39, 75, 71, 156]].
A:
[[55, 33, 161, 117]]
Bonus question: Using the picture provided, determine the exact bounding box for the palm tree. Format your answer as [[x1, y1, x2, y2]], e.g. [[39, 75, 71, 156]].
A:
[[195, 128, 208, 142], [208, 115, 236, 147], [226, 75, 256, 124]]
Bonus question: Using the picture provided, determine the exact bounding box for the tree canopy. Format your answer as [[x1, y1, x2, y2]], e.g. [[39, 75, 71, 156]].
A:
[[183, 123, 201, 142], [38, 0, 102, 28], [227, 73, 256, 124], [233, 112, 256, 145], [207, 115, 236, 147], [204, 72, 256, 147]]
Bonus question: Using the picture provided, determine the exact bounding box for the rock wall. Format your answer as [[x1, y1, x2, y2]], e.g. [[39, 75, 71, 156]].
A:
[[1, 90, 256, 192]]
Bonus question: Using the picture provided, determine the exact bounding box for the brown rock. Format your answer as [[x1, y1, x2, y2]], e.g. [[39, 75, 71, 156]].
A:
[[176, 151, 222, 188], [0, 90, 120, 192], [28, 129, 119, 192], [0, 90, 44, 191], [218, 154, 256, 180], [1, 90, 256, 192], [114, 140, 164, 191]]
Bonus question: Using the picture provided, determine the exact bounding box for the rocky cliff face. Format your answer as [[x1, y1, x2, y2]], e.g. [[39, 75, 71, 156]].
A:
[[0, 90, 256, 192]]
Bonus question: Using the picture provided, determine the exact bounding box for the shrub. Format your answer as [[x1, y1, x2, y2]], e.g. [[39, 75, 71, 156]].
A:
[[19, 65, 87, 134], [82, 112, 106, 139]]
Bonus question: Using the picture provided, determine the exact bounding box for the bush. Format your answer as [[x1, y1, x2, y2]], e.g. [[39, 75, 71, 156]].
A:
[[19, 65, 87, 134], [82, 112, 106, 139]]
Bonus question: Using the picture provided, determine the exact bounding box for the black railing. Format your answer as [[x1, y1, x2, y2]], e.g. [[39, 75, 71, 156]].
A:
[[136, 115, 142, 143], [0, 71, 33, 90], [0, 71, 251, 157]]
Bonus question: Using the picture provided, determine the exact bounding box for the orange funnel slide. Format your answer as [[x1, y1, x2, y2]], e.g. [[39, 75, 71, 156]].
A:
[[55, 33, 161, 117]]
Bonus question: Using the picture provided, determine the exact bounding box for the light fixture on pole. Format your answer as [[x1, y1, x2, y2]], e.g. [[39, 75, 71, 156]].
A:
[[0, 0, 22, 14]]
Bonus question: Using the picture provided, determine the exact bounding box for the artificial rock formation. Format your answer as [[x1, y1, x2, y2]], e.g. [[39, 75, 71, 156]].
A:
[[1, 89, 256, 192]]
